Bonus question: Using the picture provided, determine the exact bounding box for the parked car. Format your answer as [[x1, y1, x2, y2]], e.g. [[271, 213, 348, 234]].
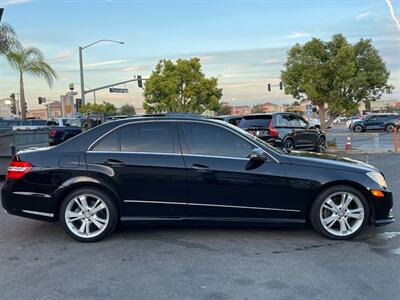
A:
[[308, 118, 332, 129], [2, 116, 393, 242], [351, 114, 400, 132], [47, 118, 83, 146], [238, 113, 326, 152], [0, 118, 48, 130], [346, 115, 365, 128], [211, 115, 242, 126]]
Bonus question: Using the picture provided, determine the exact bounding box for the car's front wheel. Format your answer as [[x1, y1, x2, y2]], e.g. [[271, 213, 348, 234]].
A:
[[60, 188, 118, 242], [309, 185, 369, 240]]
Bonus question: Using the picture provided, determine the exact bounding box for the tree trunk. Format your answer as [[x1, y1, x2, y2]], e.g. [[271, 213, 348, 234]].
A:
[[364, 100, 371, 112], [318, 103, 326, 132], [19, 72, 26, 120]]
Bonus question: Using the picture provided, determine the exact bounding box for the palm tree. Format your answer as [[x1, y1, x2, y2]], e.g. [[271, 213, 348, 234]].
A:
[[6, 46, 57, 119], [0, 23, 20, 54]]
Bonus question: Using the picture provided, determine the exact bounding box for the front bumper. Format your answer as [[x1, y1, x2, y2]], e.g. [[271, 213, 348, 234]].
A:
[[369, 190, 394, 226]]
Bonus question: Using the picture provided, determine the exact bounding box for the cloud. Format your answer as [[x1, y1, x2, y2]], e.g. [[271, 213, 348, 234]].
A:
[[0, 0, 31, 6], [198, 55, 215, 61], [49, 49, 74, 63], [122, 65, 146, 71], [84, 59, 128, 68], [285, 32, 311, 39], [263, 59, 282, 65], [357, 11, 371, 21]]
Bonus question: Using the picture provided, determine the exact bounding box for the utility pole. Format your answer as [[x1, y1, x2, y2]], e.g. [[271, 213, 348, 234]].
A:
[[79, 46, 85, 105]]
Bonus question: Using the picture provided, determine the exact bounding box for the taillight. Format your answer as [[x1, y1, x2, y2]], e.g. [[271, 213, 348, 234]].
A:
[[49, 128, 56, 137], [7, 158, 32, 180], [268, 123, 279, 137]]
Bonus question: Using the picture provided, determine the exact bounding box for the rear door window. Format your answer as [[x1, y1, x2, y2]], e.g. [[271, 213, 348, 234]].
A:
[[93, 122, 177, 153]]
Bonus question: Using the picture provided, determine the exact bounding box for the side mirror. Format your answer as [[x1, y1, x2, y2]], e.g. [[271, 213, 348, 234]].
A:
[[246, 148, 267, 170]]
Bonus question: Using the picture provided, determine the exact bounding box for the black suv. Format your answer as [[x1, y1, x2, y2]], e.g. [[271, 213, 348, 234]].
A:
[[238, 113, 325, 152], [351, 114, 400, 132]]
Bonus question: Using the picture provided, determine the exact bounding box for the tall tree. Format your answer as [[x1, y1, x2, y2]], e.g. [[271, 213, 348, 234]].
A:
[[6, 46, 57, 119], [144, 58, 222, 113], [251, 104, 264, 113], [119, 103, 136, 115], [79, 102, 117, 115], [0, 23, 20, 55], [281, 34, 392, 131]]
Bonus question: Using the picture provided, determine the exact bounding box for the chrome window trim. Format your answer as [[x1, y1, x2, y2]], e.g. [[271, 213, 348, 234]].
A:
[[124, 199, 300, 213], [22, 210, 54, 218], [183, 153, 249, 161], [87, 119, 279, 163], [87, 150, 181, 156]]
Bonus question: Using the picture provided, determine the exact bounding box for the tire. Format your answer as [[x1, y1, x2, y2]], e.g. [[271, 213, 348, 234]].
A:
[[309, 185, 369, 240], [385, 124, 395, 133], [353, 125, 364, 133], [283, 139, 295, 151], [59, 188, 118, 242], [81, 119, 96, 132], [315, 136, 326, 153]]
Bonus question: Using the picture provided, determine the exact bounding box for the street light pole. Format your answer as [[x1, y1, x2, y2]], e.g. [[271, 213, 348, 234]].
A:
[[78, 39, 125, 106], [79, 46, 85, 105]]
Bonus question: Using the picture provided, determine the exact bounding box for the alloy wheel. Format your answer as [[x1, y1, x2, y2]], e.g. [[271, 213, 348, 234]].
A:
[[284, 140, 294, 151], [65, 194, 110, 239], [353, 125, 363, 133], [319, 192, 364, 237], [386, 125, 395, 133]]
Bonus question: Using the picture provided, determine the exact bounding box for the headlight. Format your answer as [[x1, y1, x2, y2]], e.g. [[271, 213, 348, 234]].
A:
[[367, 171, 387, 189]]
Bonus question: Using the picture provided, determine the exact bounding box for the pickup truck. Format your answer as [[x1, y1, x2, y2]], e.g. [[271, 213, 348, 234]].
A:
[[47, 118, 83, 145]]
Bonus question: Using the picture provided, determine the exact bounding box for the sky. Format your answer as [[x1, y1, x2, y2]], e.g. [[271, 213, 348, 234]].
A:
[[0, 0, 400, 110]]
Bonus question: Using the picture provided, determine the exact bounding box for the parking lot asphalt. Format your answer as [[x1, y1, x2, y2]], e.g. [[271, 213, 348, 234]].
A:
[[328, 127, 399, 152], [0, 153, 399, 300]]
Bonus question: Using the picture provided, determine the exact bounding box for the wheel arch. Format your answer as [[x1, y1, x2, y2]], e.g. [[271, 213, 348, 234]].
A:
[[53, 177, 121, 221], [308, 180, 375, 223]]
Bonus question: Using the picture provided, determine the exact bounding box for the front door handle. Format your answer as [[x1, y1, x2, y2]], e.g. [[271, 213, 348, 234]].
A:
[[191, 164, 212, 172], [105, 159, 125, 167]]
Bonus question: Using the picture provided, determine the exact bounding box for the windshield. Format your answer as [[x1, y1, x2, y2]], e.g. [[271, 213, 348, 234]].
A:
[[239, 116, 272, 129]]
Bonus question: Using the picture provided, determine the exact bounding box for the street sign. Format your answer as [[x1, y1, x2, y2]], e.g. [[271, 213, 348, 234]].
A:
[[306, 104, 313, 116], [109, 87, 128, 93], [67, 91, 78, 96]]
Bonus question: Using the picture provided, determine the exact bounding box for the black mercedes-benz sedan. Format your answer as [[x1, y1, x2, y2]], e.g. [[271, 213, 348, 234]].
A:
[[1, 116, 394, 242]]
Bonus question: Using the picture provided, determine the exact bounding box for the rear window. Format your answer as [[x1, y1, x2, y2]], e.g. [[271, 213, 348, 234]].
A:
[[239, 115, 272, 129]]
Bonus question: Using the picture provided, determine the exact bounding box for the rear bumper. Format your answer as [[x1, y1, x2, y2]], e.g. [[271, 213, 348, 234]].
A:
[[1, 180, 57, 222]]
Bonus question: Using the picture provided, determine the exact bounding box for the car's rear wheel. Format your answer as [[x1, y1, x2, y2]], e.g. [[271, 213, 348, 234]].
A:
[[283, 139, 295, 151], [309, 185, 369, 240], [315, 137, 326, 153], [385, 124, 395, 133], [60, 188, 118, 242], [353, 125, 364, 132]]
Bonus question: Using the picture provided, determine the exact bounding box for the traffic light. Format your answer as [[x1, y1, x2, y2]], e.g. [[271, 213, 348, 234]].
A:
[[279, 81, 283, 90], [10, 93, 16, 114], [137, 75, 143, 88], [23, 102, 28, 113], [75, 98, 82, 112], [267, 83, 271, 92], [38, 97, 46, 104]]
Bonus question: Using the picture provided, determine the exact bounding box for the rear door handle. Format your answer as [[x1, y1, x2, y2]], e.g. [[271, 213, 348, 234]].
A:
[[191, 164, 212, 172], [105, 159, 125, 167]]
